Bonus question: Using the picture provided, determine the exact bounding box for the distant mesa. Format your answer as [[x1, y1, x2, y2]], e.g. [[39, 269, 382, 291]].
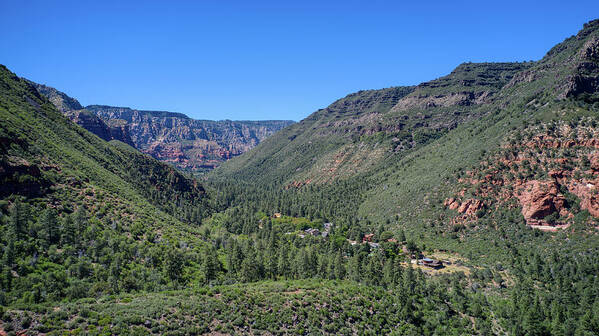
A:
[[28, 82, 294, 173]]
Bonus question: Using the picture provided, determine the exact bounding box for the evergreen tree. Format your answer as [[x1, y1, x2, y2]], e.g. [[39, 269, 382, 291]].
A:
[[347, 254, 361, 282], [39, 208, 60, 246], [202, 246, 221, 282], [334, 252, 345, 280], [383, 258, 394, 287], [74, 206, 88, 239], [398, 229, 406, 243], [8, 199, 28, 238], [61, 215, 76, 247], [240, 246, 258, 282], [523, 296, 546, 336], [165, 247, 184, 282], [277, 246, 290, 278]]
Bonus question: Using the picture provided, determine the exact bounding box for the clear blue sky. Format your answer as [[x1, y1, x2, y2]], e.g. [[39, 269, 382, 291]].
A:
[[1, 1, 598, 121]]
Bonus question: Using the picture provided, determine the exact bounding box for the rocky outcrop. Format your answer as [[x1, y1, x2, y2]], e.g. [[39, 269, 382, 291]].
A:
[[0, 155, 52, 198], [444, 197, 483, 217], [557, 33, 599, 100], [393, 91, 492, 111], [64, 109, 111, 139], [457, 199, 483, 216], [29, 81, 135, 146], [62, 109, 135, 146], [87, 105, 294, 172], [28, 83, 293, 172], [444, 116, 599, 230], [392, 62, 531, 112], [28, 81, 83, 112], [515, 181, 567, 223], [567, 180, 599, 217]]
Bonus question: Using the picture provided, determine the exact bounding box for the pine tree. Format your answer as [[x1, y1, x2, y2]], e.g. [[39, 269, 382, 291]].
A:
[[319, 254, 330, 278], [202, 246, 221, 282], [61, 215, 76, 247], [398, 229, 406, 243], [403, 265, 415, 294], [383, 259, 394, 287], [165, 247, 184, 282], [523, 296, 546, 336], [74, 206, 88, 239], [347, 254, 361, 283], [334, 252, 345, 280], [277, 246, 290, 278], [574, 311, 594, 336], [40, 208, 59, 247], [226, 240, 243, 276], [240, 246, 258, 282], [8, 199, 28, 238]]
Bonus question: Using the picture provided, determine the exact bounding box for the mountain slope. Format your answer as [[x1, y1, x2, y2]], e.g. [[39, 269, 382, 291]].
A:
[[86, 105, 294, 172], [2, 69, 207, 219], [210, 20, 599, 255], [27, 82, 135, 146], [0, 64, 211, 304], [360, 19, 599, 227], [211, 62, 529, 185], [29, 83, 294, 173], [213, 20, 599, 190]]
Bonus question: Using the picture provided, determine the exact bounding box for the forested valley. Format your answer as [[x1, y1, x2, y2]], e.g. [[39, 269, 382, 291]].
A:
[[3, 18, 599, 336]]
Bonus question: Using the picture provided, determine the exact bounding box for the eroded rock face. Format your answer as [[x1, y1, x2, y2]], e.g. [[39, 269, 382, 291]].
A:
[[444, 198, 460, 210], [567, 180, 599, 217], [559, 36, 599, 100], [516, 181, 566, 221], [87, 105, 294, 172], [446, 122, 599, 230], [391, 62, 530, 113], [29, 82, 136, 146], [29, 81, 83, 113], [589, 153, 599, 170], [444, 198, 483, 217], [62, 110, 135, 146], [457, 199, 483, 216], [28, 81, 293, 172], [0, 153, 54, 198]]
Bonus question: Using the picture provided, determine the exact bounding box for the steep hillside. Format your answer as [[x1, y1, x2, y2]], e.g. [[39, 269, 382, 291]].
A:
[[29, 83, 294, 173], [212, 62, 529, 185], [28, 82, 135, 146], [360, 19, 599, 232], [0, 64, 211, 304], [4, 19, 599, 336], [210, 20, 599, 252], [87, 105, 294, 172], [2, 71, 207, 219]]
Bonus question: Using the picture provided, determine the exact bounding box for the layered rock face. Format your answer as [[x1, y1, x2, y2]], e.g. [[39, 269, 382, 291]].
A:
[[391, 62, 529, 112], [29, 82, 293, 172], [86, 105, 294, 172], [29, 82, 135, 146]]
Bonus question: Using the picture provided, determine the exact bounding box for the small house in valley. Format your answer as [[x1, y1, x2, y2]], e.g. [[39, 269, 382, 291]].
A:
[[419, 258, 443, 269]]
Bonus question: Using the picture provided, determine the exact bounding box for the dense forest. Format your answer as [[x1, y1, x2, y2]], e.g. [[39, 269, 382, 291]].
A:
[[2, 19, 599, 336], [2, 191, 599, 335]]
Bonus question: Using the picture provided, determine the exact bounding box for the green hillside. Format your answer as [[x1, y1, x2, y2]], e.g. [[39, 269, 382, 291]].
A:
[[211, 61, 530, 185], [3, 279, 489, 335], [3, 19, 599, 336], [0, 65, 212, 305], [210, 20, 599, 251]]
